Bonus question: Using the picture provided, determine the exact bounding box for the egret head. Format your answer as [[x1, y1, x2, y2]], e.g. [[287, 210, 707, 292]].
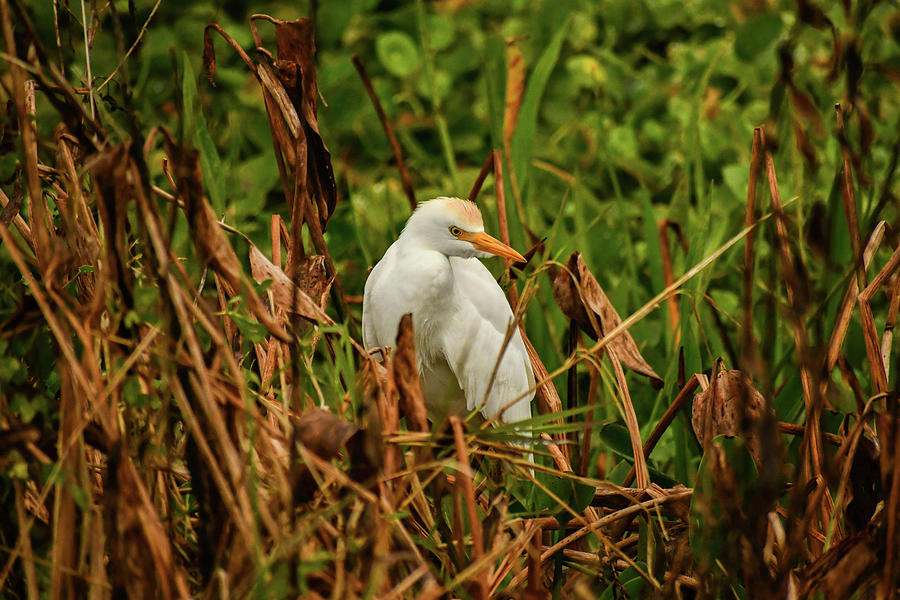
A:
[[404, 197, 526, 262]]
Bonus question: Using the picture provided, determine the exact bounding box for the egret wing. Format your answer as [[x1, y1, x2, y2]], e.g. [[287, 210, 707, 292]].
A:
[[442, 258, 534, 423], [363, 244, 459, 367]]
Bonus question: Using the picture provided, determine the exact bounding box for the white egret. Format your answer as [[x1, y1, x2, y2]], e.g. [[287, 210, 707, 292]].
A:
[[362, 197, 534, 425]]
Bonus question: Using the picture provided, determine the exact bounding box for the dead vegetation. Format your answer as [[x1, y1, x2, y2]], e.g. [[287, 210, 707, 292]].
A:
[[0, 3, 899, 599]]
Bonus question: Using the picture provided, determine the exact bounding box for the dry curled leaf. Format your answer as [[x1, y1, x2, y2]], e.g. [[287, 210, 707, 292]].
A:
[[251, 16, 337, 231], [292, 408, 377, 502], [273, 18, 337, 229], [105, 444, 188, 599], [205, 17, 337, 231], [293, 408, 359, 460], [250, 245, 333, 325], [291, 254, 332, 309], [800, 531, 881, 600], [393, 314, 429, 433], [691, 369, 772, 465], [91, 145, 136, 309], [552, 252, 663, 387]]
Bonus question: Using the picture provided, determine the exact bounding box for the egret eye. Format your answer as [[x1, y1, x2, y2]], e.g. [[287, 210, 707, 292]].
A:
[[449, 226, 462, 237]]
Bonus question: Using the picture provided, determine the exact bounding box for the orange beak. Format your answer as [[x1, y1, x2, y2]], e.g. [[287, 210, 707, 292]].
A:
[[459, 231, 526, 263]]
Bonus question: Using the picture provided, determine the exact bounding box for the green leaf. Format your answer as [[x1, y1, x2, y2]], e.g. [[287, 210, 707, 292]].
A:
[[689, 436, 759, 568], [723, 163, 749, 200], [181, 52, 225, 215], [734, 13, 783, 62], [10, 459, 28, 480], [510, 17, 569, 193], [598, 423, 636, 460], [123, 377, 149, 408], [226, 311, 268, 344], [124, 310, 141, 328], [10, 393, 49, 424], [565, 54, 606, 90], [71, 485, 91, 512], [598, 565, 647, 599], [0, 356, 22, 385], [526, 469, 595, 518], [570, 478, 595, 515], [608, 125, 638, 159], [528, 470, 569, 512], [375, 31, 420, 77], [427, 14, 455, 51], [415, 69, 451, 101], [607, 459, 632, 486]]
